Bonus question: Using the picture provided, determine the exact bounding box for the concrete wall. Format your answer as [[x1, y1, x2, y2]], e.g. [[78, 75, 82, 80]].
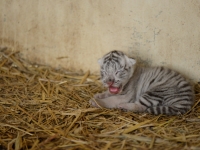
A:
[[0, 0, 200, 82]]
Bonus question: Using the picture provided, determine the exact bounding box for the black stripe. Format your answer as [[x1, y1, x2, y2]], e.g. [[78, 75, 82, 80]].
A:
[[176, 93, 191, 98], [156, 107, 161, 114], [142, 95, 154, 107], [110, 54, 120, 59], [149, 78, 155, 85], [164, 93, 191, 100], [170, 99, 190, 104], [163, 106, 166, 114], [178, 89, 192, 94], [164, 97, 185, 104], [143, 94, 162, 102], [175, 76, 184, 85], [111, 50, 121, 56], [154, 88, 168, 93], [139, 97, 153, 107], [172, 107, 180, 112], [103, 56, 111, 62], [128, 97, 134, 103], [104, 56, 119, 63], [164, 68, 172, 76], [164, 73, 179, 84], [168, 107, 175, 114], [178, 82, 190, 88], [124, 64, 129, 71], [160, 67, 164, 72], [111, 59, 120, 64], [177, 103, 192, 106], [147, 92, 163, 99]]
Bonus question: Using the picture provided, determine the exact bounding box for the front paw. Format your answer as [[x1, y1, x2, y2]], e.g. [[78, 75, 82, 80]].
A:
[[117, 103, 128, 112], [94, 93, 105, 99], [117, 103, 146, 113], [89, 99, 101, 108], [94, 93, 101, 99]]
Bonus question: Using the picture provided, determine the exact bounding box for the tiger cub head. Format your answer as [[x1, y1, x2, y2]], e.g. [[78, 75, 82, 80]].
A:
[[98, 50, 136, 94]]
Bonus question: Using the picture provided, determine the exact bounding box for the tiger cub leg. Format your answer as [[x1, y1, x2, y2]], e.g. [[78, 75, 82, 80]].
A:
[[93, 91, 113, 99], [117, 102, 147, 113], [89, 91, 113, 108], [145, 93, 192, 115], [117, 92, 161, 113]]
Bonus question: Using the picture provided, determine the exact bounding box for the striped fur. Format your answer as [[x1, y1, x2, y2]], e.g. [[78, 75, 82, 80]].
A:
[[90, 50, 194, 115]]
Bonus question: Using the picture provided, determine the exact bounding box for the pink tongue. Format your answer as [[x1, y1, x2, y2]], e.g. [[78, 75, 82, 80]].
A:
[[109, 86, 120, 94]]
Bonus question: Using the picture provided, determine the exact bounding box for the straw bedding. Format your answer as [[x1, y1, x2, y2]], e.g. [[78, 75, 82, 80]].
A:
[[0, 48, 200, 150]]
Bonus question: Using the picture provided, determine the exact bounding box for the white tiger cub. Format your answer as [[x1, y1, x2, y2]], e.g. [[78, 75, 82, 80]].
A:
[[89, 50, 194, 115]]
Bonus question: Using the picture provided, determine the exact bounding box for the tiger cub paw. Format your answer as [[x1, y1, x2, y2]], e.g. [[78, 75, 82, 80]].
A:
[[117, 103, 146, 113], [94, 93, 108, 99], [89, 99, 100, 108], [117, 103, 129, 111]]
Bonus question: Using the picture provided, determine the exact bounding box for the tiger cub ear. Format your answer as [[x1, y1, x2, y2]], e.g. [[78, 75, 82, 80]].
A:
[[98, 58, 103, 65], [125, 55, 136, 66]]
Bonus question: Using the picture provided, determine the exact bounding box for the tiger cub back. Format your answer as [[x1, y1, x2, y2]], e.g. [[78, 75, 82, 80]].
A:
[[90, 50, 194, 115]]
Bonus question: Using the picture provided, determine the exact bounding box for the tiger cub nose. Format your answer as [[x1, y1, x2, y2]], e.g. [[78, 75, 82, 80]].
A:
[[107, 78, 114, 86], [107, 81, 113, 86]]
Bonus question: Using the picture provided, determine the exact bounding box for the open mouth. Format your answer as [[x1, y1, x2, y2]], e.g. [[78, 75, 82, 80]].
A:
[[109, 85, 121, 94]]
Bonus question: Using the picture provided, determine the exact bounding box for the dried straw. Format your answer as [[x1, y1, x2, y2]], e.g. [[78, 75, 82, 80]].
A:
[[0, 47, 200, 150]]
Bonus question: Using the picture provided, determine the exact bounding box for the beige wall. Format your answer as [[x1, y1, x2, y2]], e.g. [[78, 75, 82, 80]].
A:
[[0, 0, 200, 82]]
